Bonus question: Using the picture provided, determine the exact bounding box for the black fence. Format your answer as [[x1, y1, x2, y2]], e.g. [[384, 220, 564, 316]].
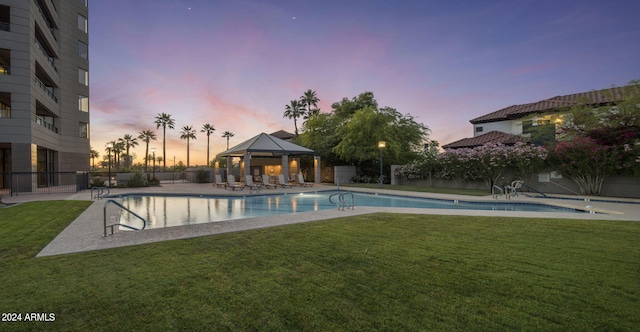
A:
[[0, 172, 90, 197]]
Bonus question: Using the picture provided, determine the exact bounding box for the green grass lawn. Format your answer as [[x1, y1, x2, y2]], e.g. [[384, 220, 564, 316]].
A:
[[1, 201, 639, 331]]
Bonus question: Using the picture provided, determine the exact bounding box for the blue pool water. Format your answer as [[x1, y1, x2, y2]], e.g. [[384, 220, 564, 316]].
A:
[[111, 191, 586, 230]]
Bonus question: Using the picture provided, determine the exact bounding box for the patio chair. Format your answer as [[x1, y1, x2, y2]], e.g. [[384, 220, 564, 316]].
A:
[[213, 174, 227, 188], [277, 174, 293, 188], [505, 180, 523, 199], [225, 174, 244, 191], [297, 173, 313, 187], [243, 175, 262, 192], [261, 174, 277, 189]]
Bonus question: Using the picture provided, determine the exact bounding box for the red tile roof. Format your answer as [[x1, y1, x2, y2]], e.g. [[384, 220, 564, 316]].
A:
[[470, 86, 628, 124], [442, 131, 527, 149]]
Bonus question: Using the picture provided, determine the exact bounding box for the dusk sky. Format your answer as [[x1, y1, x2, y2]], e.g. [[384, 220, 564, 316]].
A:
[[89, 0, 640, 166]]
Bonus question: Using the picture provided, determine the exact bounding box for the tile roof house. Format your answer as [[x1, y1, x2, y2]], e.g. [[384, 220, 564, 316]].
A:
[[443, 86, 628, 149]]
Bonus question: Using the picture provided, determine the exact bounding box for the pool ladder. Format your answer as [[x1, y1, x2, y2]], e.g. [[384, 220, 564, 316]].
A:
[[91, 186, 110, 199], [329, 192, 355, 211], [103, 199, 147, 236]]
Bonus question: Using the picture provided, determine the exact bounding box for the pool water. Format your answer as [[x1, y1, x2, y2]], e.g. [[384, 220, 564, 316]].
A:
[[112, 191, 586, 230]]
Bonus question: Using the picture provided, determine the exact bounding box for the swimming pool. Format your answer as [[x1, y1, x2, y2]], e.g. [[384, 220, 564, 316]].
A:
[[110, 191, 587, 230]]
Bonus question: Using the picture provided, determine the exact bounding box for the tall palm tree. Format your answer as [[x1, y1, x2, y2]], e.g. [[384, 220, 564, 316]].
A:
[[180, 125, 197, 167], [118, 134, 139, 168], [90, 147, 99, 170], [201, 123, 215, 167], [222, 131, 234, 150], [154, 113, 175, 169], [300, 89, 320, 120], [283, 99, 305, 136], [112, 140, 125, 170], [138, 130, 157, 172]]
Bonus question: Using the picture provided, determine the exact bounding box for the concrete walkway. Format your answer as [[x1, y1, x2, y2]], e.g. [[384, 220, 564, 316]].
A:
[[2, 183, 638, 257]]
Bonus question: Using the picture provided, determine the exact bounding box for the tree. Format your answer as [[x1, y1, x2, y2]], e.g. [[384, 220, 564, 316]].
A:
[[550, 80, 640, 193], [154, 112, 175, 169], [300, 92, 429, 176], [90, 147, 99, 170], [222, 131, 234, 150], [300, 89, 320, 120], [112, 140, 124, 170], [138, 130, 157, 172], [550, 137, 619, 195], [201, 123, 215, 167], [118, 134, 139, 168], [283, 99, 305, 136], [180, 125, 197, 167]]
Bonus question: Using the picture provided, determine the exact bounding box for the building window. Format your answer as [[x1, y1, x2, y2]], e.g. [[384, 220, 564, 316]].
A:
[[0, 102, 9, 118], [0, 92, 10, 118], [475, 126, 483, 133], [77, 14, 88, 33], [78, 40, 88, 59], [78, 68, 88, 86], [79, 95, 89, 112], [0, 5, 10, 32], [79, 122, 88, 138]]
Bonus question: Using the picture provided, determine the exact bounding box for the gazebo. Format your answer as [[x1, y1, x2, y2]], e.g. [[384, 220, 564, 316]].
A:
[[215, 132, 320, 184]]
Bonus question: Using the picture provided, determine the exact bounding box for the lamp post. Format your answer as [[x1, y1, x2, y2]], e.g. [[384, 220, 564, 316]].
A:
[[106, 142, 113, 188], [378, 141, 386, 187], [151, 148, 156, 182]]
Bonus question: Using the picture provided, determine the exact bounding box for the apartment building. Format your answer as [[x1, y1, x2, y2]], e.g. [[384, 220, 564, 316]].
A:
[[0, 0, 90, 182]]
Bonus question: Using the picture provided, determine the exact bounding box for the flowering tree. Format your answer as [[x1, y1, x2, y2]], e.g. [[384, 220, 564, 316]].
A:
[[550, 136, 619, 195]]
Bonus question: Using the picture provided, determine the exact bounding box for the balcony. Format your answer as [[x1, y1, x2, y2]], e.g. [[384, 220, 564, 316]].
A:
[[36, 115, 58, 133], [35, 38, 57, 72], [35, 77, 57, 103]]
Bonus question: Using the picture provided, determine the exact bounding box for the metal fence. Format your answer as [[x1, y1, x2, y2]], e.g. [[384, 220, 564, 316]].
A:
[[0, 172, 89, 197]]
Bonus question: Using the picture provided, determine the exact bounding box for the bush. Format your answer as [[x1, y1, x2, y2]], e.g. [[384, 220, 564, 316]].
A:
[[127, 170, 149, 188], [89, 177, 106, 188], [195, 169, 210, 183]]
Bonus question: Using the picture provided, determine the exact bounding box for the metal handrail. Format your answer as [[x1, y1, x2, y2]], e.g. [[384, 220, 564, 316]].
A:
[[329, 192, 355, 210], [103, 199, 146, 236], [91, 186, 109, 199]]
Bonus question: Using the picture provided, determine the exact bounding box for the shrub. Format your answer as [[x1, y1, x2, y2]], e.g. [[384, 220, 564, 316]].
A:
[[195, 169, 210, 183], [127, 170, 150, 188], [89, 177, 106, 188]]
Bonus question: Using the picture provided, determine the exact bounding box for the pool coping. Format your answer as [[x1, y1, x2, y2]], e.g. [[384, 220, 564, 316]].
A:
[[6, 183, 634, 257]]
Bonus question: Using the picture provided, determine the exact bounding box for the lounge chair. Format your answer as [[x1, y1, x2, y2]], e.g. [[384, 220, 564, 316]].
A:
[[243, 175, 262, 192], [297, 173, 313, 187], [225, 174, 244, 191], [505, 180, 523, 199], [261, 174, 277, 189], [213, 174, 227, 188], [277, 174, 293, 188]]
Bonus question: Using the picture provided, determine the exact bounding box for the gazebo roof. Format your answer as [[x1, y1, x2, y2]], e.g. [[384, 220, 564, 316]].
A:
[[216, 132, 315, 157]]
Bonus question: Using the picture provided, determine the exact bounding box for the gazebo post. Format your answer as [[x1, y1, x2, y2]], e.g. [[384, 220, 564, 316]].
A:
[[281, 155, 289, 183], [244, 152, 251, 181], [314, 155, 321, 184], [226, 156, 231, 181]]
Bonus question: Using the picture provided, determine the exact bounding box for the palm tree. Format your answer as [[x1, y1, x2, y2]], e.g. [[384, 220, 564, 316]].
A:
[[113, 141, 125, 170], [180, 125, 197, 167], [118, 134, 139, 168], [222, 131, 234, 150], [283, 99, 305, 136], [300, 89, 320, 120], [138, 130, 157, 172], [154, 113, 175, 169], [201, 123, 215, 167], [90, 147, 99, 170]]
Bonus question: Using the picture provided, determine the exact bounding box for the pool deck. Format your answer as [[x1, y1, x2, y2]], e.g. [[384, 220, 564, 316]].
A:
[[2, 182, 638, 257]]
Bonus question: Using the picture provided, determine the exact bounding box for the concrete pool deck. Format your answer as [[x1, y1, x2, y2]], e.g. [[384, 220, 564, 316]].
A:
[[2, 182, 638, 257]]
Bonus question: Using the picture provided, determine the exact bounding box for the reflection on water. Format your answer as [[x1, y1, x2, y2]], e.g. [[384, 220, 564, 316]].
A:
[[117, 191, 583, 230]]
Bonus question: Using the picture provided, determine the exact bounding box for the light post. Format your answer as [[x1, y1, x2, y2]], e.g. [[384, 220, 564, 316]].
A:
[[151, 148, 156, 182], [106, 142, 113, 188], [378, 141, 386, 187]]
